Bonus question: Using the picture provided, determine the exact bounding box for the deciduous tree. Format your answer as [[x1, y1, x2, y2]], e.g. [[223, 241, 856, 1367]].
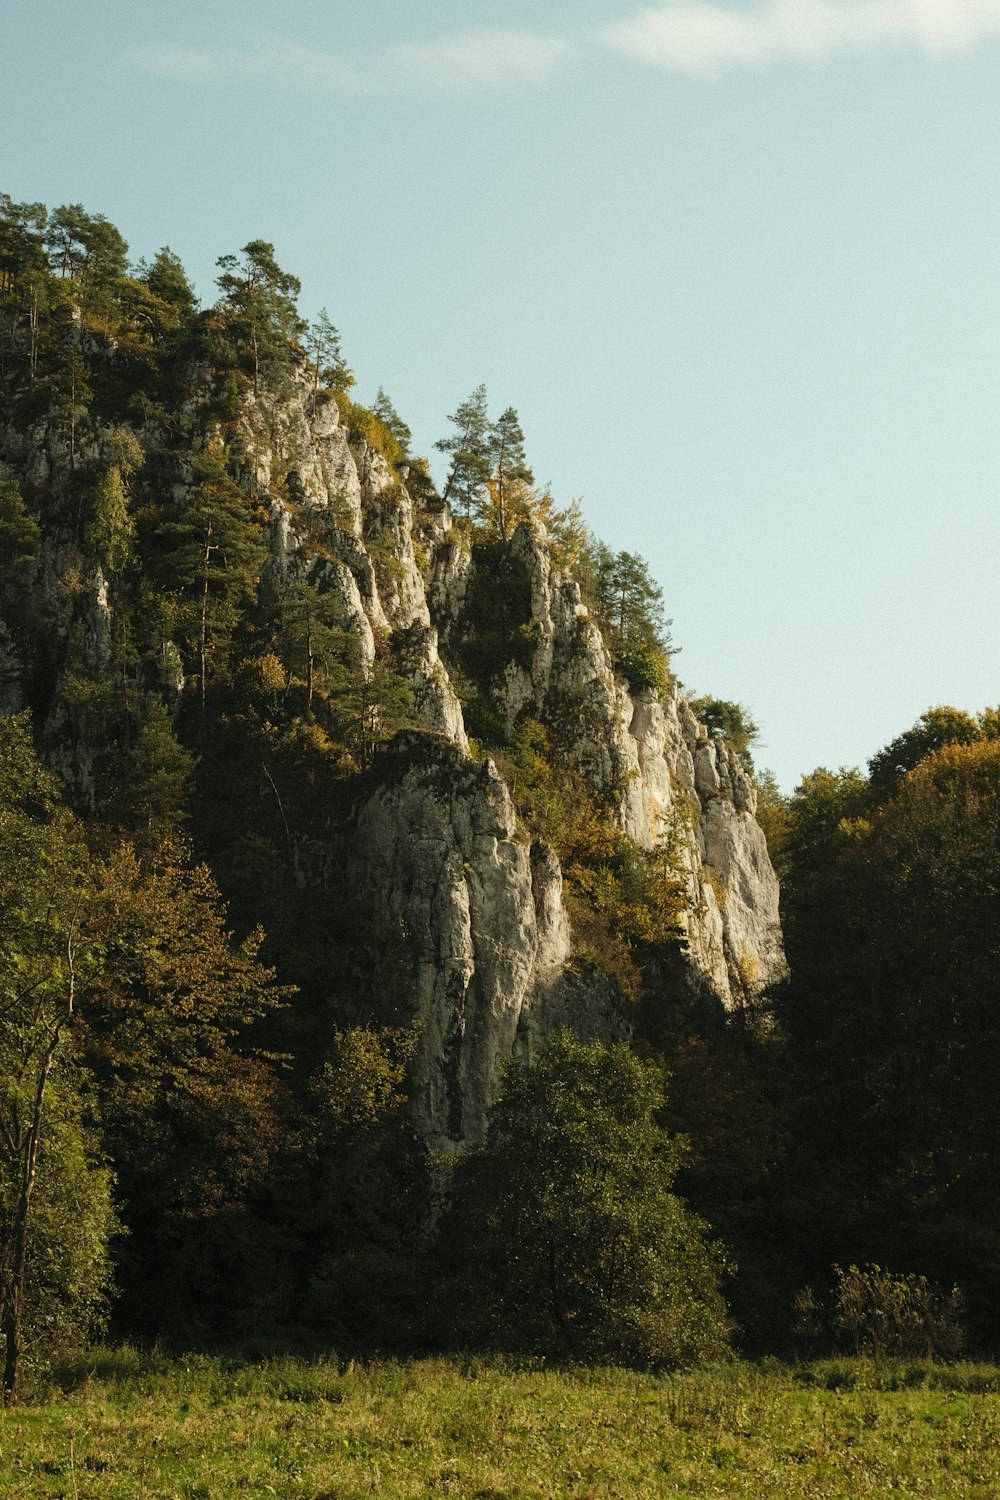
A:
[[79, 839, 291, 1335], [441, 1033, 731, 1366], [0, 716, 115, 1400]]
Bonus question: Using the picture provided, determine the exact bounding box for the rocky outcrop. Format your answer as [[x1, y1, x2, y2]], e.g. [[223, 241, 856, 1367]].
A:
[[247, 399, 786, 1142], [239, 385, 363, 534], [429, 519, 786, 1017]]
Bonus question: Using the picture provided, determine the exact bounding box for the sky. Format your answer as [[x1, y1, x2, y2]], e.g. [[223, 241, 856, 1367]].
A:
[[5, 0, 1000, 789]]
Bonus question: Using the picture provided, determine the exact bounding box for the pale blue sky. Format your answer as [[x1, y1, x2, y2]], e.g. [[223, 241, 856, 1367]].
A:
[[6, 1, 1000, 788]]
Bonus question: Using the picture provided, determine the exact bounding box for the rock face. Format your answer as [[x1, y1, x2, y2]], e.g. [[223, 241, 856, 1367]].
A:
[[346, 736, 572, 1147], [5, 374, 786, 1148]]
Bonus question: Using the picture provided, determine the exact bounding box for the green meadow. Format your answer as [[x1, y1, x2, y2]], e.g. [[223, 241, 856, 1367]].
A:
[[4, 1353, 1000, 1499]]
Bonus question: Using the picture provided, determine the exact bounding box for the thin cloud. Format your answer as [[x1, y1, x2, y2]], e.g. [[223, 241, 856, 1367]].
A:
[[596, 0, 1000, 75], [131, 36, 372, 92], [391, 30, 574, 91], [130, 45, 244, 86], [131, 28, 572, 95]]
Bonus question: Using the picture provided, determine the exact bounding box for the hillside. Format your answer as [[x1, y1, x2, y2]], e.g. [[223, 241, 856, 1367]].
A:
[[0, 196, 801, 1386]]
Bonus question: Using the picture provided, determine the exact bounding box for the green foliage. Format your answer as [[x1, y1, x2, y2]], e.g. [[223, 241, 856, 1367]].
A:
[[9, 1102, 116, 1371], [45, 204, 128, 300], [136, 246, 197, 322], [109, 694, 195, 846], [614, 634, 672, 697], [689, 696, 760, 771], [776, 735, 1000, 1346], [79, 839, 292, 1337], [274, 580, 354, 714], [291, 1028, 433, 1346], [153, 441, 268, 718], [571, 838, 685, 972], [777, 764, 870, 934], [436, 383, 492, 517], [575, 538, 674, 694], [453, 541, 534, 732], [485, 405, 533, 540], [435, 388, 539, 537], [215, 239, 305, 392], [441, 1033, 731, 1367], [493, 717, 686, 998], [546, 495, 589, 571], [307, 308, 353, 401], [0, 464, 40, 628], [868, 704, 983, 802], [83, 427, 142, 572], [0, 464, 39, 568], [752, 768, 790, 872], [335, 651, 416, 771]]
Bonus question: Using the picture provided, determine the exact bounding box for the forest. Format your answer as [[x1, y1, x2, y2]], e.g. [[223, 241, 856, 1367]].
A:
[[1, 191, 999, 1405]]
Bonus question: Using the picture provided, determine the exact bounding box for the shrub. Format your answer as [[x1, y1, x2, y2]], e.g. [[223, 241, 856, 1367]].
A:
[[614, 637, 672, 698], [334, 393, 405, 467], [832, 1264, 966, 1360]]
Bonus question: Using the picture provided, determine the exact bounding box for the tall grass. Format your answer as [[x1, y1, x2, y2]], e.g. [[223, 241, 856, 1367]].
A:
[[4, 1351, 1000, 1497]]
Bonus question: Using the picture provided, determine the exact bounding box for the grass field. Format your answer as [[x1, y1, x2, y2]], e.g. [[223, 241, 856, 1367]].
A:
[[3, 1351, 1000, 1498]]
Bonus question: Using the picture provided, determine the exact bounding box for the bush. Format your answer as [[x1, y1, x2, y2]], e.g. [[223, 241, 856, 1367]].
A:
[[614, 637, 672, 698], [333, 393, 405, 466], [832, 1264, 966, 1360]]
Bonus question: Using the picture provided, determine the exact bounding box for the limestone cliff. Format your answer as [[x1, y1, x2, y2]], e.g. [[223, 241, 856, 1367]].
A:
[[2, 375, 786, 1149]]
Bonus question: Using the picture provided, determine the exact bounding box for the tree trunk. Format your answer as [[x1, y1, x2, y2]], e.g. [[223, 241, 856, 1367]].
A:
[[200, 567, 209, 728], [199, 527, 216, 731]]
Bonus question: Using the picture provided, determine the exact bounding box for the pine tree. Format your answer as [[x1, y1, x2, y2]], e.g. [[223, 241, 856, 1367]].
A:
[[372, 387, 412, 457], [487, 406, 533, 540], [436, 383, 491, 518], [307, 308, 353, 408], [215, 240, 306, 392], [154, 443, 267, 724], [276, 580, 353, 714], [0, 465, 40, 600], [83, 428, 142, 574], [0, 195, 51, 390]]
